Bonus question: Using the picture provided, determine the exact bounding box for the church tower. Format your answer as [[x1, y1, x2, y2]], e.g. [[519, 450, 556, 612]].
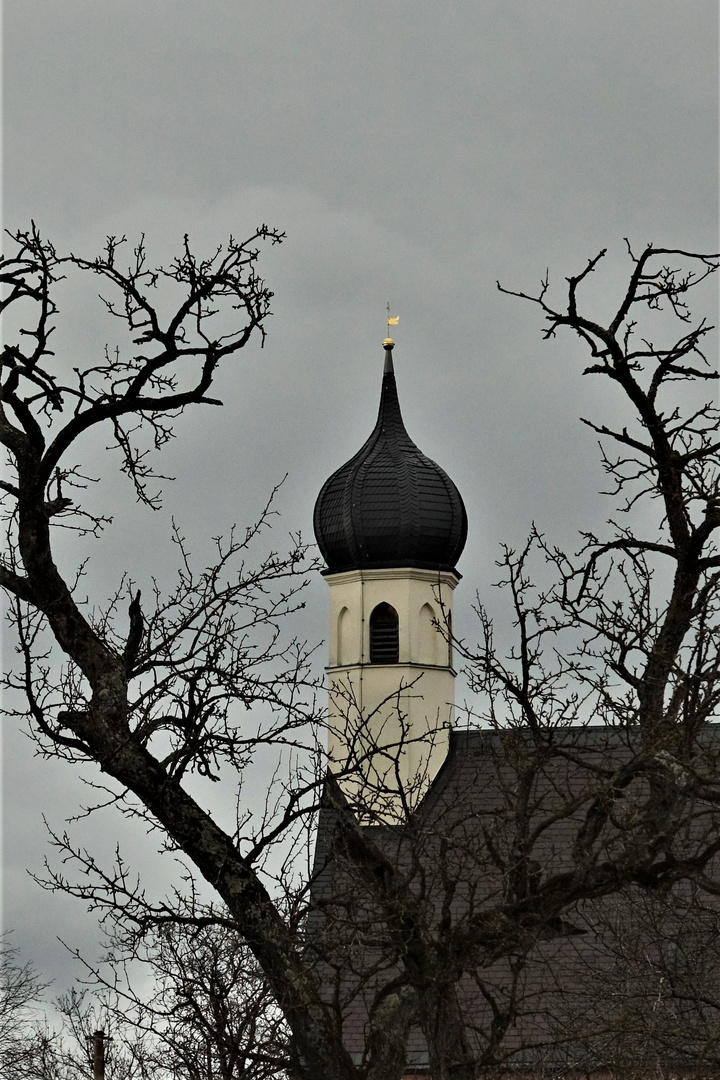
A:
[[313, 338, 467, 810]]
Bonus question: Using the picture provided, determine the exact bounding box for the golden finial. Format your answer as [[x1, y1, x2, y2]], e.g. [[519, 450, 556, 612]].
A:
[[384, 302, 399, 347]]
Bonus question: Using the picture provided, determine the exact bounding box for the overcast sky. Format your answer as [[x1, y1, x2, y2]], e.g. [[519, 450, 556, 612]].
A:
[[3, 0, 718, 999]]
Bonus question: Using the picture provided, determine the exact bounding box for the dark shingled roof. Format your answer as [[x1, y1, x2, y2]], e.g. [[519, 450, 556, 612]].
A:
[[313, 344, 468, 575], [308, 725, 720, 1073]]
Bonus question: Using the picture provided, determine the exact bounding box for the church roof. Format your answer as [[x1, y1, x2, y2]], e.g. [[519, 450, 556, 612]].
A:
[[313, 342, 468, 575], [309, 725, 720, 1072]]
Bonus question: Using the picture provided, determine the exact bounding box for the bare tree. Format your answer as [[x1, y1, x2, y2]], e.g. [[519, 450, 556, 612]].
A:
[[1, 927, 288, 1080], [308, 242, 720, 1077], [69, 918, 291, 1080], [0, 937, 52, 1080], [0, 938, 120, 1080], [3, 226, 720, 1079], [0, 224, 345, 1078]]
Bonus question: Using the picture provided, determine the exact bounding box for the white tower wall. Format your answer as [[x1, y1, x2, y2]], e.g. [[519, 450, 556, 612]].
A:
[[324, 566, 458, 812]]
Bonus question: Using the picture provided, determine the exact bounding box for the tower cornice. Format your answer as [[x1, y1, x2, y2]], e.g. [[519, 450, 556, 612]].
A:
[[322, 566, 461, 587]]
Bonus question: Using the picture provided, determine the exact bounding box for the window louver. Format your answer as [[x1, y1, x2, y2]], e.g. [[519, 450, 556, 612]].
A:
[[370, 603, 399, 664]]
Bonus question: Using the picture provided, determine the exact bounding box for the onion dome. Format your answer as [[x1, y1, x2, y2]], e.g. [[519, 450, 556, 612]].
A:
[[314, 341, 467, 574]]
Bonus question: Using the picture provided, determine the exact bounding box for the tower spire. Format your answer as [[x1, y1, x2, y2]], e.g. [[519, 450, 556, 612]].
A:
[[313, 329, 466, 812], [313, 338, 466, 576], [383, 337, 394, 374]]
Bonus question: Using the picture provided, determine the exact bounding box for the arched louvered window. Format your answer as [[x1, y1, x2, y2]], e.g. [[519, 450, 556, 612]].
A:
[[369, 603, 399, 664]]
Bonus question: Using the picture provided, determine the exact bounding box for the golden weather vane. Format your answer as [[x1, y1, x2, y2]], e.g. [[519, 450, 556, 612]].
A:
[[384, 302, 399, 346]]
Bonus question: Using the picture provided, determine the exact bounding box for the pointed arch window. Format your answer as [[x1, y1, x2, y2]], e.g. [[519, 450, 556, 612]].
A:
[[369, 603, 399, 664]]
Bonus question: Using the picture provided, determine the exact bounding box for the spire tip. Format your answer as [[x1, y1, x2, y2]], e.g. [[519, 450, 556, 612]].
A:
[[383, 339, 394, 374]]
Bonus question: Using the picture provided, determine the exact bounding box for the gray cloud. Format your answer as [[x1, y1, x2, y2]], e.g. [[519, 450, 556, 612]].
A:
[[3, 0, 717, 994]]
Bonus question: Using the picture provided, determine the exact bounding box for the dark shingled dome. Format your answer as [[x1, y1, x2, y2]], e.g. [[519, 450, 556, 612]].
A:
[[314, 344, 467, 574]]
